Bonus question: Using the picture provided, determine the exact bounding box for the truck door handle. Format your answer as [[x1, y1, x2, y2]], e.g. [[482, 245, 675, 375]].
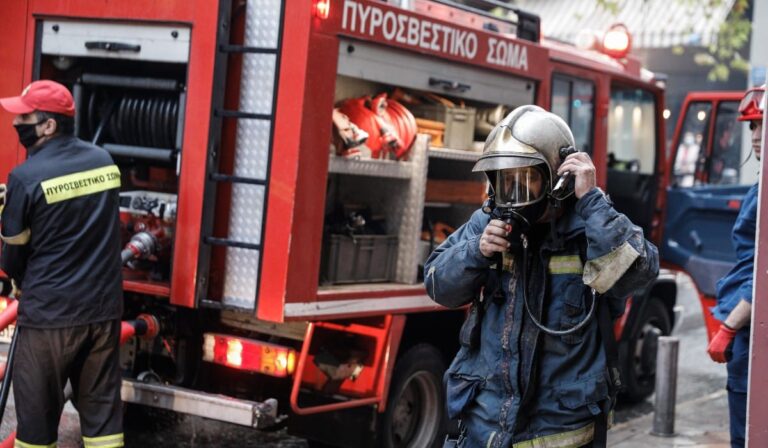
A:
[[428, 77, 471, 93], [689, 230, 703, 252], [85, 41, 142, 53]]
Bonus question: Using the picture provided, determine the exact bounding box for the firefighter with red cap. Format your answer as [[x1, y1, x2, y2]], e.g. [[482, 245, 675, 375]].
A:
[[707, 83, 765, 448], [0, 80, 124, 448]]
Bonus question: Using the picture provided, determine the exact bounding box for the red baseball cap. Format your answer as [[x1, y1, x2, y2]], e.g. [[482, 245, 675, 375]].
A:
[[0, 80, 75, 117]]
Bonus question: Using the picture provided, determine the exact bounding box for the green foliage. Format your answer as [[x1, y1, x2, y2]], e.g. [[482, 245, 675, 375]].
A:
[[704, 0, 751, 81], [595, 0, 621, 15]]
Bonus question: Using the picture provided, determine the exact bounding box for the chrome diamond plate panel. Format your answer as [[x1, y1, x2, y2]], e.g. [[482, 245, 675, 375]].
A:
[[395, 135, 428, 283], [223, 247, 260, 308], [239, 54, 276, 116], [247, 0, 282, 48], [229, 183, 266, 244], [221, 0, 282, 309], [223, 183, 266, 308], [234, 119, 271, 179]]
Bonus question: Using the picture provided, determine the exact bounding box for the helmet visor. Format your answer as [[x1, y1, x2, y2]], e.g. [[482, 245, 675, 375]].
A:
[[739, 87, 765, 115], [494, 165, 547, 208]]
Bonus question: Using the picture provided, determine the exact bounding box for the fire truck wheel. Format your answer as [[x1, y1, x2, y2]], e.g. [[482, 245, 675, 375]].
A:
[[621, 298, 672, 403], [377, 343, 446, 448]]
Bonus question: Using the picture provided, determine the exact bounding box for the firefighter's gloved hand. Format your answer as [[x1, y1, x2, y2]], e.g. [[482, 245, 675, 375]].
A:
[[707, 324, 737, 363]]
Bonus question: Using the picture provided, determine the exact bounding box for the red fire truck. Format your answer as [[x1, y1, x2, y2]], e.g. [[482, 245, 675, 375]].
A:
[[662, 90, 760, 340], [0, 0, 677, 446]]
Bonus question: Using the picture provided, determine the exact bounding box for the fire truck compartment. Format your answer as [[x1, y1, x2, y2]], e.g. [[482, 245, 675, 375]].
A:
[[320, 41, 530, 293], [38, 19, 191, 296], [337, 39, 534, 106]]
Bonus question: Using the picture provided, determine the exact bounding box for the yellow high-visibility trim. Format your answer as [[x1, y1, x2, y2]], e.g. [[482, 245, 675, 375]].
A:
[[82, 433, 124, 448], [512, 422, 594, 448], [14, 439, 56, 448], [1, 228, 31, 245], [40, 165, 121, 205], [549, 255, 583, 275]]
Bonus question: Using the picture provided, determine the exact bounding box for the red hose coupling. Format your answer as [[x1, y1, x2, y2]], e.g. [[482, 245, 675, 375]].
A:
[[136, 313, 160, 339]]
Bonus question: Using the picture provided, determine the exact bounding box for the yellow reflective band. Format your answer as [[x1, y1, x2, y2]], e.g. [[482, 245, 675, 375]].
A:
[[1, 228, 31, 245], [82, 433, 124, 448], [14, 439, 56, 448], [41, 165, 121, 205], [549, 255, 583, 275], [512, 422, 594, 448]]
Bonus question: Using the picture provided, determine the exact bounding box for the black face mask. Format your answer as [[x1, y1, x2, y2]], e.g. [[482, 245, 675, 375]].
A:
[[13, 121, 45, 149], [503, 199, 548, 232]]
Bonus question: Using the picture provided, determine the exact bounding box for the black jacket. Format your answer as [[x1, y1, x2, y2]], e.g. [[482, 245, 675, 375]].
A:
[[1, 135, 123, 328]]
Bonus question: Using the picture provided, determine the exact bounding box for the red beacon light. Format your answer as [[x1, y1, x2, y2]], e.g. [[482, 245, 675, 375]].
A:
[[601, 23, 631, 59], [314, 0, 330, 19]]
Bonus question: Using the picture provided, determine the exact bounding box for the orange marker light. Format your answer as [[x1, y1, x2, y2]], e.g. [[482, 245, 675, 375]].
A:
[[203, 333, 297, 377]]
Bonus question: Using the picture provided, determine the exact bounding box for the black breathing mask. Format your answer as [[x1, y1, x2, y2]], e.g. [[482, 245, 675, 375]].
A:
[[13, 121, 45, 149], [482, 163, 550, 246]]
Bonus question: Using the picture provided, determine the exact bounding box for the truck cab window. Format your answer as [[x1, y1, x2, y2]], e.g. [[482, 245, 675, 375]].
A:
[[551, 76, 595, 155], [608, 87, 656, 174], [672, 102, 711, 187], [606, 86, 658, 236], [709, 101, 751, 186]]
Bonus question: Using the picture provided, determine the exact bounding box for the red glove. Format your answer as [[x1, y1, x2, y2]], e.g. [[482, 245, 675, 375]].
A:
[[707, 324, 737, 363]]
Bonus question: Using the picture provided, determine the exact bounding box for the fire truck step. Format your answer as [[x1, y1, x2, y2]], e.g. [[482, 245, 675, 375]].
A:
[[121, 378, 280, 428], [209, 173, 267, 185], [219, 44, 278, 55], [203, 237, 261, 251], [214, 109, 272, 120]]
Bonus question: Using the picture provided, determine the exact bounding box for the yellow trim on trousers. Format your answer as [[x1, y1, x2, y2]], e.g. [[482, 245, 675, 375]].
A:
[[14, 439, 56, 448], [82, 433, 124, 448], [512, 423, 594, 448]]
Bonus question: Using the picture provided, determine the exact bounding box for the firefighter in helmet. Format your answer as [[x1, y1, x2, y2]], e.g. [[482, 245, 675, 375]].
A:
[[425, 105, 659, 447], [708, 83, 765, 448], [0, 80, 124, 448]]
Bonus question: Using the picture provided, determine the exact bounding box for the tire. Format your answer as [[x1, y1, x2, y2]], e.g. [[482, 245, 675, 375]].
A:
[[620, 298, 672, 403], [377, 344, 447, 448]]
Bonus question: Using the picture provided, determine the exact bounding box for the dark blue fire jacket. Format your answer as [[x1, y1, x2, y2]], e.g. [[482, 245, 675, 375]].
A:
[[424, 188, 658, 448]]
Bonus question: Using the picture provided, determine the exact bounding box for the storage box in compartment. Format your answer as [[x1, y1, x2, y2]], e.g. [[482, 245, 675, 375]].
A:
[[322, 234, 398, 284], [415, 118, 445, 147], [410, 104, 476, 150]]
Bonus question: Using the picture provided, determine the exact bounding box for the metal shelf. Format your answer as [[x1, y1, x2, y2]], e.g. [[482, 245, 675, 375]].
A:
[[428, 146, 481, 162], [328, 155, 413, 179]]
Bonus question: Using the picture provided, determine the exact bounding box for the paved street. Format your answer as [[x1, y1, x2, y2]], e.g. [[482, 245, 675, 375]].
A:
[[0, 273, 729, 447]]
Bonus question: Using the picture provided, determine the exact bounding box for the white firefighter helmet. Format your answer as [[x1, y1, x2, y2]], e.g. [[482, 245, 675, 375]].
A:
[[473, 105, 577, 208]]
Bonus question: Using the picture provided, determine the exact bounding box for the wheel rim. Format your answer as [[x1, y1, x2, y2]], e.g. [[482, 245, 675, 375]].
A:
[[390, 371, 440, 448], [633, 322, 663, 384]]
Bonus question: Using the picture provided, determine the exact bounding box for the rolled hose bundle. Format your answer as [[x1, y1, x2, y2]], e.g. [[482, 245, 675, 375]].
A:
[[338, 94, 417, 160]]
